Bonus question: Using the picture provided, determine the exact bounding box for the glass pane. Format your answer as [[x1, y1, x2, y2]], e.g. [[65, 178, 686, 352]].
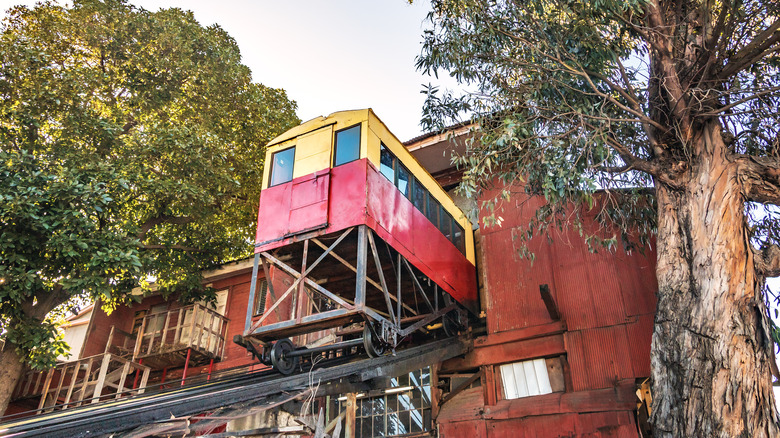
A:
[[421, 367, 430, 386], [334, 124, 361, 166], [398, 411, 410, 435], [386, 394, 398, 413], [360, 418, 372, 437], [373, 397, 386, 416], [423, 409, 432, 431], [426, 194, 440, 227], [453, 220, 466, 255], [411, 387, 423, 410], [373, 413, 385, 437], [439, 207, 452, 240], [397, 163, 411, 198], [380, 144, 395, 182], [269, 146, 295, 186], [360, 397, 372, 417], [397, 373, 410, 387], [397, 392, 412, 411], [387, 412, 404, 436], [410, 409, 424, 433], [412, 179, 427, 214]]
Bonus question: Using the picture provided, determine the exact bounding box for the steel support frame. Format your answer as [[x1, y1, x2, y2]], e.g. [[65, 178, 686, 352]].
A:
[[243, 225, 458, 350]]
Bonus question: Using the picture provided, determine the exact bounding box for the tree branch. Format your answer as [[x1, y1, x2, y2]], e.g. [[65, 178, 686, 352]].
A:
[[141, 244, 205, 252], [753, 244, 780, 278], [736, 155, 780, 204], [719, 18, 780, 79], [702, 84, 780, 116], [137, 215, 194, 240]]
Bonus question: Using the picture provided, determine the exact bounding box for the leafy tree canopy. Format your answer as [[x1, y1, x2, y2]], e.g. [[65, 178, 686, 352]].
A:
[[0, 0, 299, 370]]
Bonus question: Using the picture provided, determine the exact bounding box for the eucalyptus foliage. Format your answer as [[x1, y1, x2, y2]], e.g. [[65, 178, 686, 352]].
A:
[[418, 0, 778, 252], [0, 0, 299, 369]]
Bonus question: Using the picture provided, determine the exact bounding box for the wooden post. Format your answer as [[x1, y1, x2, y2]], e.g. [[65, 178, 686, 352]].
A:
[[161, 309, 172, 348], [37, 369, 54, 411], [115, 360, 132, 399], [431, 364, 440, 420], [344, 392, 357, 438], [173, 307, 184, 345], [188, 305, 197, 349], [134, 316, 146, 360], [92, 354, 112, 404], [105, 326, 115, 354], [51, 364, 67, 410], [63, 363, 79, 406], [138, 367, 150, 394], [483, 365, 497, 406]]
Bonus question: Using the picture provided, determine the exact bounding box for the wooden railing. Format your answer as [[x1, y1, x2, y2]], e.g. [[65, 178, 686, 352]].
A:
[[133, 303, 229, 361], [12, 353, 151, 412]]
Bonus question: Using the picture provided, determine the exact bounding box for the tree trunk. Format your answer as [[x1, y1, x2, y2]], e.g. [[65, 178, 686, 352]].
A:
[[650, 122, 780, 437], [0, 342, 25, 416]]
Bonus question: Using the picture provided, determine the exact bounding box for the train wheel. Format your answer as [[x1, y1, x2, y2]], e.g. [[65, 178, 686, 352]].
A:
[[271, 338, 299, 375], [363, 323, 386, 358]]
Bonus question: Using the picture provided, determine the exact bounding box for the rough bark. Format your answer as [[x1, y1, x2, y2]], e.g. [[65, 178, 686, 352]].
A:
[[0, 343, 25, 416], [650, 121, 780, 437]]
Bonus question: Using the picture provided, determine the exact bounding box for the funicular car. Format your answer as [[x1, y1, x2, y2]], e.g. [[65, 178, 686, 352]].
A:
[[234, 109, 478, 374]]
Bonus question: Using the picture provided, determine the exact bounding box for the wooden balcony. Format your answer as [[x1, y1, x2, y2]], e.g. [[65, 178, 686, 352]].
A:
[[133, 303, 229, 369], [12, 353, 150, 413]]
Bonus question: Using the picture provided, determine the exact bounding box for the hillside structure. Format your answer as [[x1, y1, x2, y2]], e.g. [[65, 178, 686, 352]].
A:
[[1, 110, 657, 438]]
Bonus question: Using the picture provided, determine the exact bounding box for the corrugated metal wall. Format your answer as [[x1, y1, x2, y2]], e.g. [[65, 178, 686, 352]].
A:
[[437, 186, 657, 437], [479, 188, 657, 391]]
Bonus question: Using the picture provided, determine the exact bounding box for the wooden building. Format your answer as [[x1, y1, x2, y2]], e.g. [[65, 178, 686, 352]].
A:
[[2, 110, 657, 438]]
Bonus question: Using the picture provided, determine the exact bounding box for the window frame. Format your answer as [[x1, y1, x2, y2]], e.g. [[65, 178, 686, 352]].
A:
[[268, 145, 296, 187], [333, 123, 362, 167]]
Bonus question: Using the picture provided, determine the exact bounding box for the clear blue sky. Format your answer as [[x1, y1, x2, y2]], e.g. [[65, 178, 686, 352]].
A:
[[0, 0, 447, 141]]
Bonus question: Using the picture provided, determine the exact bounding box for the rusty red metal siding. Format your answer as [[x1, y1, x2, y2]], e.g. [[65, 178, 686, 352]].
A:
[[437, 184, 657, 437]]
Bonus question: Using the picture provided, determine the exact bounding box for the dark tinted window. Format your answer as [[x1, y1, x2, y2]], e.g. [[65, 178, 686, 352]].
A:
[[397, 163, 411, 198], [334, 124, 361, 166], [452, 220, 466, 255], [269, 146, 295, 186], [412, 180, 427, 214], [426, 194, 440, 227], [380, 144, 395, 182], [439, 206, 452, 240]]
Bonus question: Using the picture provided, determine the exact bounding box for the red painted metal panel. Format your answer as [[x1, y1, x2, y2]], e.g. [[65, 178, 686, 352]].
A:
[[615, 247, 658, 317], [327, 159, 369, 231], [255, 181, 292, 245], [255, 160, 367, 252], [288, 170, 330, 232], [477, 185, 657, 334], [439, 421, 488, 438], [565, 326, 635, 391], [366, 161, 478, 310], [487, 414, 578, 438], [626, 313, 654, 378]]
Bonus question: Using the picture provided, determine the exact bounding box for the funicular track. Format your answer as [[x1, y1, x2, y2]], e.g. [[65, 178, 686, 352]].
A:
[[0, 336, 469, 438]]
